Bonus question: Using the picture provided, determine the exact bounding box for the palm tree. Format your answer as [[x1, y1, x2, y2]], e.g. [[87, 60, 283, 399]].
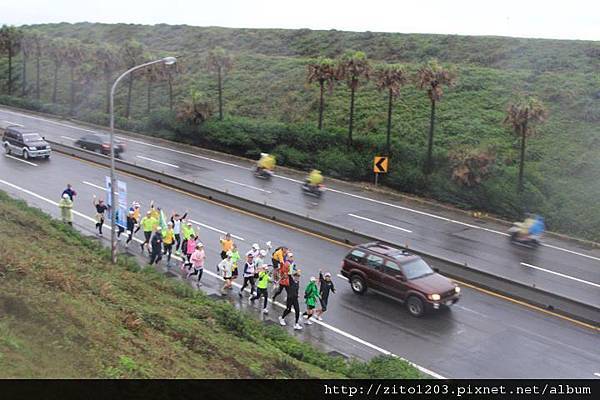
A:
[[94, 44, 121, 114], [20, 33, 34, 96], [503, 96, 548, 192], [416, 59, 457, 173], [374, 63, 408, 155], [120, 40, 145, 119], [165, 60, 181, 111], [28, 31, 44, 100], [206, 47, 233, 120], [306, 57, 336, 130], [47, 38, 68, 103], [0, 25, 23, 96], [143, 62, 166, 114], [337, 51, 371, 146], [176, 89, 212, 126], [63, 39, 86, 115]]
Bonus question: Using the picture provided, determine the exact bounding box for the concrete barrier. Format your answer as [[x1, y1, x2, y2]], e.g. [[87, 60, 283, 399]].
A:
[[50, 140, 600, 327]]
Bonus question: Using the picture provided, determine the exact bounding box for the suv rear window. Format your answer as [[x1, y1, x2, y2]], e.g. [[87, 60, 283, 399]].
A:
[[402, 259, 434, 280], [365, 254, 384, 269], [347, 249, 366, 263]]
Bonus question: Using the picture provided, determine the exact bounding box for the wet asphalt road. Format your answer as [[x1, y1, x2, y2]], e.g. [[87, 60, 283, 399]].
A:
[[1, 151, 598, 379], [1, 107, 598, 309]]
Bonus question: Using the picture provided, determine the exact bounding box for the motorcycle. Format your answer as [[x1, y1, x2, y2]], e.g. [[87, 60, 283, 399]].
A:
[[508, 222, 541, 248], [254, 166, 274, 180], [302, 181, 326, 197]]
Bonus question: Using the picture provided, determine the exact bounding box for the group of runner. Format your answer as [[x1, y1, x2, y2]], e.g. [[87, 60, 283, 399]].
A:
[[71, 185, 335, 331]]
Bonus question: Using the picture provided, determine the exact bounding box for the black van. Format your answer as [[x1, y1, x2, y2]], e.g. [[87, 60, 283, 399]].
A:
[[2, 124, 51, 160]]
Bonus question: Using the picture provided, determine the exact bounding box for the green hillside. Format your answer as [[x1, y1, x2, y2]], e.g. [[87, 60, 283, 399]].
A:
[[1, 22, 599, 240], [0, 191, 421, 378]]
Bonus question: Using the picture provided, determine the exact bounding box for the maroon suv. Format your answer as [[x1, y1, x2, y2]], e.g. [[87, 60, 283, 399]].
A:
[[340, 242, 460, 317]]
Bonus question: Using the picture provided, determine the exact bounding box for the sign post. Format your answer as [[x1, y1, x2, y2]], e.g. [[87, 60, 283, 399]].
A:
[[373, 156, 389, 185]]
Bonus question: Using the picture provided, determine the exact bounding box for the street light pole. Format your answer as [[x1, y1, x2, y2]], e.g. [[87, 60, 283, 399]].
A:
[[109, 57, 177, 264]]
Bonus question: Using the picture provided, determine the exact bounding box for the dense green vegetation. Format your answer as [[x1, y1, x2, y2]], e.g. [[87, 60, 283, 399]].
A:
[[1, 22, 599, 240], [0, 190, 421, 378]]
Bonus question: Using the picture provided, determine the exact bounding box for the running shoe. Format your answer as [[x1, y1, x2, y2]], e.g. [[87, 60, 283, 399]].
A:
[[293, 323, 303, 330], [317, 316, 323, 321], [262, 308, 269, 314], [278, 316, 286, 326], [304, 319, 313, 325]]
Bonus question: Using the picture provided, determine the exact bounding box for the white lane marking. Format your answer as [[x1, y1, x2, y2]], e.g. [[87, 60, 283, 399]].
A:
[[5, 154, 38, 166], [594, 372, 600, 378], [136, 155, 179, 169], [3, 120, 24, 127], [61, 135, 76, 141], [224, 179, 272, 194], [337, 274, 348, 281], [117, 136, 246, 170], [188, 219, 245, 241], [0, 175, 445, 379], [82, 181, 117, 195], [520, 262, 600, 288], [82, 181, 104, 190], [541, 243, 600, 263], [348, 213, 412, 233], [5, 107, 597, 263]]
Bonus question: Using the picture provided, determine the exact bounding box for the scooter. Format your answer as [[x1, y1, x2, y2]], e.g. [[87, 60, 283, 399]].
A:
[[254, 166, 274, 180], [508, 222, 541, 248], [301, 180, 326, 197]]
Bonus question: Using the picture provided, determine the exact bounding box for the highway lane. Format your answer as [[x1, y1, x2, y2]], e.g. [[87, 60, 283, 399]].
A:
[[1, 152, 599, 378], [1, 107, 599, 309]]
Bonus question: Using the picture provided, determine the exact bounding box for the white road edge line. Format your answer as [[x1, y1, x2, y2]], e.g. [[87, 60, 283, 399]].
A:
[[4, 120, 24, 127], [337, 274, 348, 281], [5, 154, 38, 167], [594, 372, 600, 378], [60, 135, 76, 141], [188, 219, 245, 241], [520, 262, 600, 288], [348, 213, 412, 233], [224, 179, 272, 194], [6, 107, 596, 262], [0, 176, 445, 379], [136, 155, 179, 169]]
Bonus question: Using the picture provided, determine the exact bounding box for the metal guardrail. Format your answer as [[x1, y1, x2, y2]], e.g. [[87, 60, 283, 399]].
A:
[[50, 140, 600, 327]]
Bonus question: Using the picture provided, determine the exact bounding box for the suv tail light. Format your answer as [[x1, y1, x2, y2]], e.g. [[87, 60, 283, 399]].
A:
[[101, 144, 110, 149]]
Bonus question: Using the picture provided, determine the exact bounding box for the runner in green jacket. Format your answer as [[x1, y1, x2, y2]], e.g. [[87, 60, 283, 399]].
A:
[[303, 277, 320, 325]]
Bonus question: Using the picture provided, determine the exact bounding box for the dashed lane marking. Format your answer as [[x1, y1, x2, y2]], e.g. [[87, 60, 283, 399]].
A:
[[224, 179, 272, 194], [348, 213, 412, 233], [520, 262, 600, 289], [5, 154, 38, 166], [136, 155, 179, 169]]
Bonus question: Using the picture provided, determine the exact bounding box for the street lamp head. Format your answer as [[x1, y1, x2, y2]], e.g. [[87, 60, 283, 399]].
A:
[[162, 56, 177, 65]]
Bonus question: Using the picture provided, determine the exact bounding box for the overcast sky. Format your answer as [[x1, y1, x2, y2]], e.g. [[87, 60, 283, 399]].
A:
[[2, 0, 599, 41]]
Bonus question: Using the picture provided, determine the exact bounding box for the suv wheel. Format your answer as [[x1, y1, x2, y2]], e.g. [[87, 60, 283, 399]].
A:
[[4, 144, 10, 155], [406, 296, 425, 317], [23, 149, 29, 160], [350, 275, 366, 295]]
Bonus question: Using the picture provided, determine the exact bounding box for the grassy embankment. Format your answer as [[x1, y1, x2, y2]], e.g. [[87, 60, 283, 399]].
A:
[[1, 23, 599, 240], [0, 190, 421, 378]]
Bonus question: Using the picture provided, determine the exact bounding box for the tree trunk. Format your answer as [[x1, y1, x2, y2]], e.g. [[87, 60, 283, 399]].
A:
[[217, 67, 223, 120], [104, 69, 111, 114], [21, 55, 27, 96], [125, 75, 133, 119], [8, 43, 13, 95], [386, 88, 393, 156], [167, 71, 173, 111], [348, 84, 356, 147], [35, 55, 40, 100], [318, 80, 324, 130], [69, 66, 75, 115], [425, 99, 436, 173], [518, 120, 528, 193], [52, 63, 59, 103], [147, 79, 152, 114]]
